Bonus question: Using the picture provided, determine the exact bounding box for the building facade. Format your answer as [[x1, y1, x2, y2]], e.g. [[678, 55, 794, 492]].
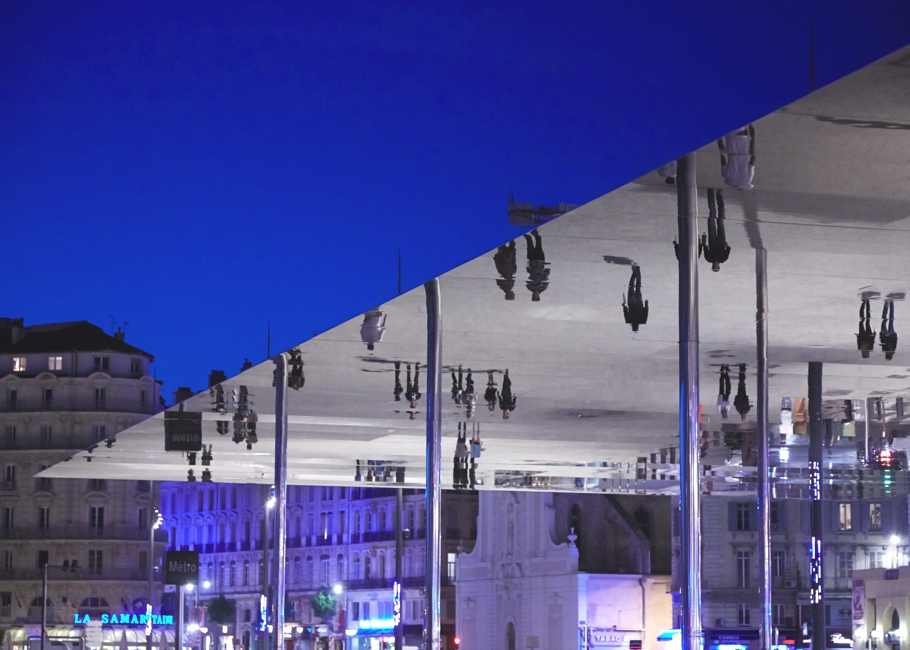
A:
[[160, 481, 478, 650], [0, 318, 166, 639], [700, 492, 910, 649], [455, 491, 673, 650]]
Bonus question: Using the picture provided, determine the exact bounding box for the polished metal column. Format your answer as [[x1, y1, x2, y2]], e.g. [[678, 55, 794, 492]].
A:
[[271, 353, 289, 650], [395, 487, 404, 650], [756, 249, 772, 649], [424, 279, 443, 650], [177, 585, 185, 650], [676, 153, 701, 650], [808, 362, 825, 650]]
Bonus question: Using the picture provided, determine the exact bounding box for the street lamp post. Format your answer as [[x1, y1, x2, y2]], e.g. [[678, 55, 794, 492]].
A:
[[42, 560, 78, 650]]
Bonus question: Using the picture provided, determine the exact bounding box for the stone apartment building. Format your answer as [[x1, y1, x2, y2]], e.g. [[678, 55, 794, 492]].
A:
[[0, 318, 167, 640]]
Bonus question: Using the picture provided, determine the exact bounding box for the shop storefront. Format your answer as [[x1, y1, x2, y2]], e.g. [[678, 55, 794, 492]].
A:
[[2, 626, 175, 650]]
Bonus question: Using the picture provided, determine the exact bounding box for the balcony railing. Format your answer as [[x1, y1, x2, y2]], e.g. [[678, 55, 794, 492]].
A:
[[0, 526, 168, 543], [0, 398, 156, 415], [0, 567, 154, 581]]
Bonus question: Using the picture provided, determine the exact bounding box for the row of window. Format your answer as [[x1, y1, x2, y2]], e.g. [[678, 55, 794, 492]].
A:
[[732, 501, 887, 532], [10, 356, 143, 374], [5, 387, 112, 411], [1, 504, 151, 531], [1, 549, 108, 574], [4, 424, 111, 448], [730, 547, 898, 589]]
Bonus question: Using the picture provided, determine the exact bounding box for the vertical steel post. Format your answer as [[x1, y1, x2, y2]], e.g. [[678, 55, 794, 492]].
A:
[[148, 481, 156, 650], [676, 153, 701, 650], [177, 585, 185, 650], [41, 561, 48, 650], [395, 487, 404, 650], [272, 353, 289, 650], [424, 279, 443, 650], [808, 362, 825, 650], [756, 249, 772, 649]]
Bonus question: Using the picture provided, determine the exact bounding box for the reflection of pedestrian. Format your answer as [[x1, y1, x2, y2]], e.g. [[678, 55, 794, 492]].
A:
[[494, 242, 517, 301], [498, 369, 517, 419], [881, 300, 898, 360], [484, 371, 498, 412], [454, 423, 470, 489], [718, 124, 755, 190], [703, 189, 731, 272], [451, 365, 464, 404], [393, 361, 403, 402], [523, 229, 550, 301], [622, 265, 649, 332], [857, 300, 876, 358], [464, 370, 476, 418], [717, 365, 731, 420], [360, 309, 386, 351], [405, 363, 421, 419], [733, 364, 751, 422]]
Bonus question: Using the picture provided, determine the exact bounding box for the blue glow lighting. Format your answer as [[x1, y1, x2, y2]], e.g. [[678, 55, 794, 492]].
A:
[[359, 618, 396, 630], [393, 582, 401, 627]]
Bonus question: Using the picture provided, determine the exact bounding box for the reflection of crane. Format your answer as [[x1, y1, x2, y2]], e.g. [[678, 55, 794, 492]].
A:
[[507, 192, 577, 226]]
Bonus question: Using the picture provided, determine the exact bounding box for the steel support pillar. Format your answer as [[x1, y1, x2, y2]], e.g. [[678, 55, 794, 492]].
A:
[[676, 153, 701, 650], [395, 487, 404, 650], [271, 353, 289, 650], [424, 279, 443, 650], [808, 362, 825, 650], [177, 585, 185, 650], [756, 248, 772, 649]]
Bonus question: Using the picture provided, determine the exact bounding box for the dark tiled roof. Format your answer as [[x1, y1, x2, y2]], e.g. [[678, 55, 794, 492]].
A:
[[0, 321, 154, 359]]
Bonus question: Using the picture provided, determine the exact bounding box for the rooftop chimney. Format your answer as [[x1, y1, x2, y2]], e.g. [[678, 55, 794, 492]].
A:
[[10, 318, 24, 345], [208, 370, 227, 388], [114, 327, 125, 343]]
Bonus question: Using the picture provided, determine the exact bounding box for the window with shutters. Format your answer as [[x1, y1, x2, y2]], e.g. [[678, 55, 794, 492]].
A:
[[735, 503, 751, 531], [736, 550, 751, 588], [869, 503, 882, 531], [737, 603, 751, 626], [839, 503, 852, 531]]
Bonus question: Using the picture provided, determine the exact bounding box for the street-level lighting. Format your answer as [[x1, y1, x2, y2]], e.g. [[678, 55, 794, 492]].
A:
[[890, 535, 901, 545], [185, 583, 194, 592], [43, 560, 79, 650], [203, 580, 211, 589], [333, 584, 343, 595], [266, 496, 276, 510]]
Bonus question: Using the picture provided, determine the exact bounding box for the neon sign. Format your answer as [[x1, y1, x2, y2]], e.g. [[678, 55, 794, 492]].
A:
[[74, 613, 173, 626], [392, 581, 401, 627], [258, 595, 268, 632], [358, 619, 396, 630]]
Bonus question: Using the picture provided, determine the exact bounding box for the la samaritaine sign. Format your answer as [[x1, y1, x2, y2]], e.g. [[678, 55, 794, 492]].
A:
[[74, 613, 174, 626]]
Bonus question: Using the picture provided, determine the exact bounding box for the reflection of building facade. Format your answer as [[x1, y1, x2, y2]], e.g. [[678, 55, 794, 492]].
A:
[[456, 491, 672, 650], [0, 318, 165, 640], [700, 493, 909, 650], [160, 482, 477, 650]]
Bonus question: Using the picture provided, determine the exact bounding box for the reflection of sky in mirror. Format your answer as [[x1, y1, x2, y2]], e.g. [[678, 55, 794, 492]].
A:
[[42, 47, 910, 499]]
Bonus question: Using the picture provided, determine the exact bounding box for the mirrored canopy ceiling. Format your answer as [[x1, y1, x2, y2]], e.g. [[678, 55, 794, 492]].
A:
[[43, 46, 910, 499]]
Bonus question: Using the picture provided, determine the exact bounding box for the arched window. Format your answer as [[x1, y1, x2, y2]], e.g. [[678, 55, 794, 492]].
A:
[[364, 555, 372, 579], [366, 511, 373, 532], [320, 554, 330, 584], [229, 560, 236, 587], [379, 552, 386, 579], [243, 560, 250, 586], [207, 562, 214, 583], [353, 555, 361, 579], [293, 557, 301, 583], [337, 554, 345, 582], [78, 597, 110, 616], [892, 609, 901, 631], [634, 506, 652, 539], [306, 556, 314, 585], [506, 622, 516, 650], [219, 561, 225, 588], [380, 509, 386, 531]]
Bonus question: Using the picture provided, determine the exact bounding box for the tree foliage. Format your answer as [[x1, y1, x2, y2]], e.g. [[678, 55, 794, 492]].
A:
[[309, 587, 336, 623], [206, 595, 236, 625]]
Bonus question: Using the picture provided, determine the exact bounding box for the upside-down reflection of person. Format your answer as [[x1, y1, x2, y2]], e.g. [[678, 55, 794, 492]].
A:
[[857, 299, 876, 358], [405, 363, 422, 420], [494, 241, 518, 301], [498, 369, 517, 419], [485, 371, 497, 411]]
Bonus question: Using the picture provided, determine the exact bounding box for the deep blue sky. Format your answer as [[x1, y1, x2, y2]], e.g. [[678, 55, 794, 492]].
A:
[[1, 2, 907, 394]]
